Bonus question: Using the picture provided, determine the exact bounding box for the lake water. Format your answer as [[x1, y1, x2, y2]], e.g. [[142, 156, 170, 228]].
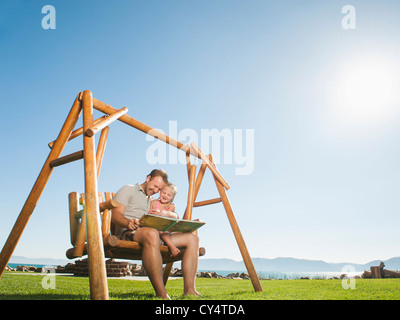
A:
[[7, 263, 51, 269], [7, 264, 362, 279], [199, 269, 363, 279]]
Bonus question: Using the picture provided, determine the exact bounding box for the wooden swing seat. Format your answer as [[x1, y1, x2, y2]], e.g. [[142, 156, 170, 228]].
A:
[[65, 191, 205, 265]]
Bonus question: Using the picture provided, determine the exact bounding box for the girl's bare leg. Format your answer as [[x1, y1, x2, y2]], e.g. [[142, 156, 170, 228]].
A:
[[160, 232, 181, 257]]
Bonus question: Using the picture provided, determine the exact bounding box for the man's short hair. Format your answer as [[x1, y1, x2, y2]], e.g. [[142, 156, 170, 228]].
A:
[[147, 169, 169, 184]]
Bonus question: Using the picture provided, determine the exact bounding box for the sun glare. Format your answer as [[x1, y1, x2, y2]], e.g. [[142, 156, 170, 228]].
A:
[[329, 56, 399, 127]]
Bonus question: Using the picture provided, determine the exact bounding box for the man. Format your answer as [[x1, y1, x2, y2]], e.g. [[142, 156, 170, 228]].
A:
[[111, 169, 201, 299]]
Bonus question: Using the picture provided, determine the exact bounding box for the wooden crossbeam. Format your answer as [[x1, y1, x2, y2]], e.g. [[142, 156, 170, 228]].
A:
[[193, 197, 222, 207], [49, 150, 84, 168], [86, 107, 128, 137]]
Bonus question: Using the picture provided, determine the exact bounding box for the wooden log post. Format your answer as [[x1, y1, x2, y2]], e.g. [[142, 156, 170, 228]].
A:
[[103, 192, 114, 237], [73, 194, 87, 258], [193, 162, 207, 200], [370, 266, 381, 279], [183, 165, 197, 221], [209, 155, 263, 292], [0, 93, 83, 279], [185, 151, 192, 182], [82, 90, 109, 300], [69, 192, 80, 246], [96, 126, 109, 180]]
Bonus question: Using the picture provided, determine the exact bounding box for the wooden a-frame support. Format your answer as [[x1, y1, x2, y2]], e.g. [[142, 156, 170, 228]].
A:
[[0, 90, 262, 299]]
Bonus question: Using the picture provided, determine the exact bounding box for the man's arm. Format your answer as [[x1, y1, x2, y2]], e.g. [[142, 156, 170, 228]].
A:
[[111, 204, 139, 230]]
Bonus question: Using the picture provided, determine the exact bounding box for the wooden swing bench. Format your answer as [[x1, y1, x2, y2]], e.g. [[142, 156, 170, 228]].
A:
[[0, 90, 262, 299], [65, 191, 206, 266]]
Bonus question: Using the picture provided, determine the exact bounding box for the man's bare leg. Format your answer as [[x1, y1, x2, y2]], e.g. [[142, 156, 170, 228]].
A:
[[133, 227, 170, 299], [170, 232, 201, 296]]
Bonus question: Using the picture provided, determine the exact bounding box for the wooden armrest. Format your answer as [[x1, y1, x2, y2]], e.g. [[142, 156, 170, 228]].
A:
[[99, 199, 119, 212]]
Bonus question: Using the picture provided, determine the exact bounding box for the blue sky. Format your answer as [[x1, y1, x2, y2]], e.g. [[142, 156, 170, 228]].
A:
[[1, 1, 400, 265]]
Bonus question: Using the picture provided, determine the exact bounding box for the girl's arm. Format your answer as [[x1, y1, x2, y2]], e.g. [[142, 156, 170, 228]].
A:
[[168, 203, 176, 212], [149, 200, 162, 215], [161, 204, 178, 219]]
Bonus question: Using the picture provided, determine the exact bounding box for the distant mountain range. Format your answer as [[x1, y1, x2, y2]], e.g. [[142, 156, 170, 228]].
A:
[[197, 257, 400, 273], [8, 255, 400, 273]]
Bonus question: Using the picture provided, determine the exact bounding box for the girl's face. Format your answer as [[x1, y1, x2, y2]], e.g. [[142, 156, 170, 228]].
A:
[[159, 187, 175, 203]]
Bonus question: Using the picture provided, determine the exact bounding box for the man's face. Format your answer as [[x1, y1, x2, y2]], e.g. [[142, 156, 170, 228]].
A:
[[144, 176, 165, 196]]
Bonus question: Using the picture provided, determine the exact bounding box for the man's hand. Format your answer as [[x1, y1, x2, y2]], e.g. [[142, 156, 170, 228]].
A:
[[127, 218, 140, 230], [112, 204, 140, 231]]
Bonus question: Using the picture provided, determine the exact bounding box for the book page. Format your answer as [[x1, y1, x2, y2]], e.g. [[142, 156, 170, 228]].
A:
[[168, 220, 206, 233], [139, 214, 205, 232], [139, 214, 178, 231]]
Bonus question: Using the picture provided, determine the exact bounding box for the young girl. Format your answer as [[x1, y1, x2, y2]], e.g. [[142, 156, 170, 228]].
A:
[[149, 183, 181, 257]]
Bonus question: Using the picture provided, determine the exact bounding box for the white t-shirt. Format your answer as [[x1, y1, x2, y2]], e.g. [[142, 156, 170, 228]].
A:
[[114, 183, 153, 238]]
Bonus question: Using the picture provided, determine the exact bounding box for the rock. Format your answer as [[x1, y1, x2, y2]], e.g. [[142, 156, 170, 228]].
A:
[[226, 272, 239, 278], [239, 272, 250, 280], [16, 265, 34, 272], [170, 268, 183, 277], [56, 265, 65, 273], [64, 263, 75, 273]]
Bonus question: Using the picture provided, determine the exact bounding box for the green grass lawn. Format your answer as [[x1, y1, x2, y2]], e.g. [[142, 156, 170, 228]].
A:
[[0, 272, 399, 300]]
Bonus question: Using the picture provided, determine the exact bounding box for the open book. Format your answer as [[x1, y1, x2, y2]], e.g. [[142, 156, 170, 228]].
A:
[[139, 213, 205, 233]]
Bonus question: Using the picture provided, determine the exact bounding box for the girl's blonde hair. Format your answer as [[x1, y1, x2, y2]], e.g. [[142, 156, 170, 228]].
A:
[[164, 182, 177, 199]]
